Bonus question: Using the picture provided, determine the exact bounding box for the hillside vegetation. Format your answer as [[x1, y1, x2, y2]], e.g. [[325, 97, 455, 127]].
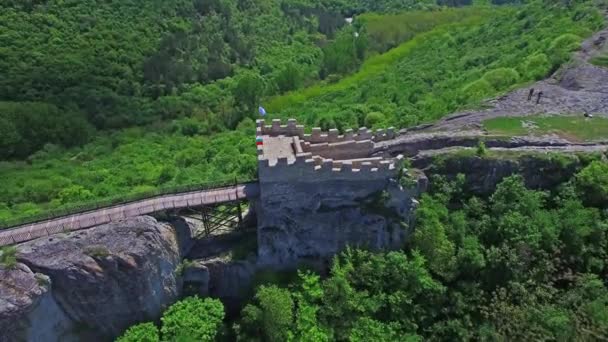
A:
[[0, 0, 480, 160], [266, 1, 603, 129], [0, 0, 604, 225], [118, 159, 608, 340]]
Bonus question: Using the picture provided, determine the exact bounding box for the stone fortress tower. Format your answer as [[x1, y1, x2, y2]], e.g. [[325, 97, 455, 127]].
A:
[[254, 119, 425, 268]]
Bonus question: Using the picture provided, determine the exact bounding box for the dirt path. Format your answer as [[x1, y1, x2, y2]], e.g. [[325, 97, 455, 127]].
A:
[[414, 144, 608, 158], [426, 14, 608, 132]]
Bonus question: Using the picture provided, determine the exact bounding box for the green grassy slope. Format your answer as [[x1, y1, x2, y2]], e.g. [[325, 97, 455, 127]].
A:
[[483, 115, 608, 141], [265, 2, 603, 130]]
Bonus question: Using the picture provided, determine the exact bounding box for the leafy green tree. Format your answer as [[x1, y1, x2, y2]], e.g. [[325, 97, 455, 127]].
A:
[[348, 318, 409, 342], [413, 195, 457, 279], [160, 297, 224, 342], [237, 285, 294, 342], [232, 72, 265, 126], [116, 322, 160, 342], [274, 63, 304, 93], [574, 160, 608, 207], [0, 116, 21, 159]]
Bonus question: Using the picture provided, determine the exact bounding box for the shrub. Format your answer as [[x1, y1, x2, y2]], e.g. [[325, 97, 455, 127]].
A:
[[116, 322, 160, 342], [482, 68, 520, 91], [462, 79, 494, 101], [574, 160, 608, 207], [476, 141, 488, 156], [160, 297, 224, 342], [521, 53, 552, 80], [548, 34, 582, 66], [0, 246, 18, 269], [364, 112, 386, 128]]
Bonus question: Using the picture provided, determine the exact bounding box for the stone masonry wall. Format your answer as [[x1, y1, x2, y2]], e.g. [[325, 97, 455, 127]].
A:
[[255, 119, 417, 268]]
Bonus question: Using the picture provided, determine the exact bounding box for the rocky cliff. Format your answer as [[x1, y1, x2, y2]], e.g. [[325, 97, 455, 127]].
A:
[[0, 216, 192, 342], [414, 151, 590, 195], [255, 177, 424, 268]]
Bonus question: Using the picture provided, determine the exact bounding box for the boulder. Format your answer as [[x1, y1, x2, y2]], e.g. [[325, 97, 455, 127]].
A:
[[0, 263, 74, 342], [4, 216, 192, 341]]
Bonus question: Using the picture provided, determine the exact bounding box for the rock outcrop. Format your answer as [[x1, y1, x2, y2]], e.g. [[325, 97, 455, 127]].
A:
[[183, 257, 257, 315], [0, 216, 192, 341], [255, 178, 423, 268], [414, 151, 588, 195], [0, 263, 74, 342]]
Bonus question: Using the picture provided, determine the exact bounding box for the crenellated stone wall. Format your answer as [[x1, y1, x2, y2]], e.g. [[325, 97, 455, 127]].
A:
[[254, 119, 421, 268], [256, 119, 397, 142]]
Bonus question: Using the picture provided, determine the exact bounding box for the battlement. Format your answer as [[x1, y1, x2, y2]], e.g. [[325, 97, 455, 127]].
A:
[[256, 119, 304, 138], [257, 119, 403, 183], [256, 119, 397, 142]]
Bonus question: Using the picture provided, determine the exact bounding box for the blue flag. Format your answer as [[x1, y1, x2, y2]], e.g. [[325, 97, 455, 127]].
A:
[[259, 106, 267, 116]]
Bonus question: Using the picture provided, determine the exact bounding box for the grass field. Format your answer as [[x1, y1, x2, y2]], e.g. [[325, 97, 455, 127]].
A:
[[483, 115, 608, 141]]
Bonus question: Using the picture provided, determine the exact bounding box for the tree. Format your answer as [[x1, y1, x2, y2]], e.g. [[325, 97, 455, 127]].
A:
[[116, 323, 160, 342], [574, 161, 608, 207], [413, 195, 457, 279], [0, 116, 21, 159], [237, 285, 294, 342], [233, 72, 264, 119], [160, 297, 225, 342]]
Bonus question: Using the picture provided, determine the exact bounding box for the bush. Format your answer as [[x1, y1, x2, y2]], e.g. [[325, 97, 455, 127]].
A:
[[476, 141, 488, 156], [462, 79, 494, 101], [548, 33, 582, 66], [160, 297, 225, 342], [364, 111, 386, 128], [521, 53, 552, 80], [575, 160, 608, 207], [116, 323, 159, 342], [482, 68, 520, 91], [0, 246, 17, 269]]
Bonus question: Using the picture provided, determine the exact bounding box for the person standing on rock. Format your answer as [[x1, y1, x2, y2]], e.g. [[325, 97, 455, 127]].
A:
[[528, 88, 535, 101], [536, 91, 543, 104]]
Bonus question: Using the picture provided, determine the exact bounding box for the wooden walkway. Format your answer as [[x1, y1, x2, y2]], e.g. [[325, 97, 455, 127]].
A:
[[0, 183, 259, 247]]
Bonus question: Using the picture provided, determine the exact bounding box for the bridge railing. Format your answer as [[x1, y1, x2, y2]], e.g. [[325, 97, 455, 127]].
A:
[[0, 178, 257, 231]]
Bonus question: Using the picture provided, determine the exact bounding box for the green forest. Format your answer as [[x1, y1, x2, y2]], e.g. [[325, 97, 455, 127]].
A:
[[2, 0, 608, 340], [117, 158, 608, 340], [0, 0, 604, 225]]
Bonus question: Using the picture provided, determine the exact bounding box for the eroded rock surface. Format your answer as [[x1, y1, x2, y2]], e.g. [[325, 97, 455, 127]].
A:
[[256, 178, 422, 268], [0, 263, 74, 342], [0, 216, 192, 341], [183, 257, 257, 315]]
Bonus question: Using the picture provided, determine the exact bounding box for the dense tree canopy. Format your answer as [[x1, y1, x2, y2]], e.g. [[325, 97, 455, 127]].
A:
[[234, 161, 608, 340], [0, 0, 536, 160], [115, 297, 225, 342]]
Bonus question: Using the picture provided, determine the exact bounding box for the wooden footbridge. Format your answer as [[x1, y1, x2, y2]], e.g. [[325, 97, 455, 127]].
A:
[[0, 182, 259, 246]]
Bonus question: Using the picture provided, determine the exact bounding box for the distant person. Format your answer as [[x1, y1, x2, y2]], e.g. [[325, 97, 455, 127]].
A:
[[536, 91, 543, 104], [528, 88, 535, 101]]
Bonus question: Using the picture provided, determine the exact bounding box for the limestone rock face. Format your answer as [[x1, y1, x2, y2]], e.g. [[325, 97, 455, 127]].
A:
[[183, 257, 256, 314], [256, 179, 420, 268], [415, 153, 582, 195], [0, 263, 74, 342], [6, 216, 192, 341]]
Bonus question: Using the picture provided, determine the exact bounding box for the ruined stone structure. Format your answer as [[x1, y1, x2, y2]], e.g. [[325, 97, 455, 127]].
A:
[[255, 119, 423, 267]]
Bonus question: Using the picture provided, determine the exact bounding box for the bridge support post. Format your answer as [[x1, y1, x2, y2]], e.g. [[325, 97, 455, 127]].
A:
[[235, 178, 243, 230], [201, 207, 211, 237]]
